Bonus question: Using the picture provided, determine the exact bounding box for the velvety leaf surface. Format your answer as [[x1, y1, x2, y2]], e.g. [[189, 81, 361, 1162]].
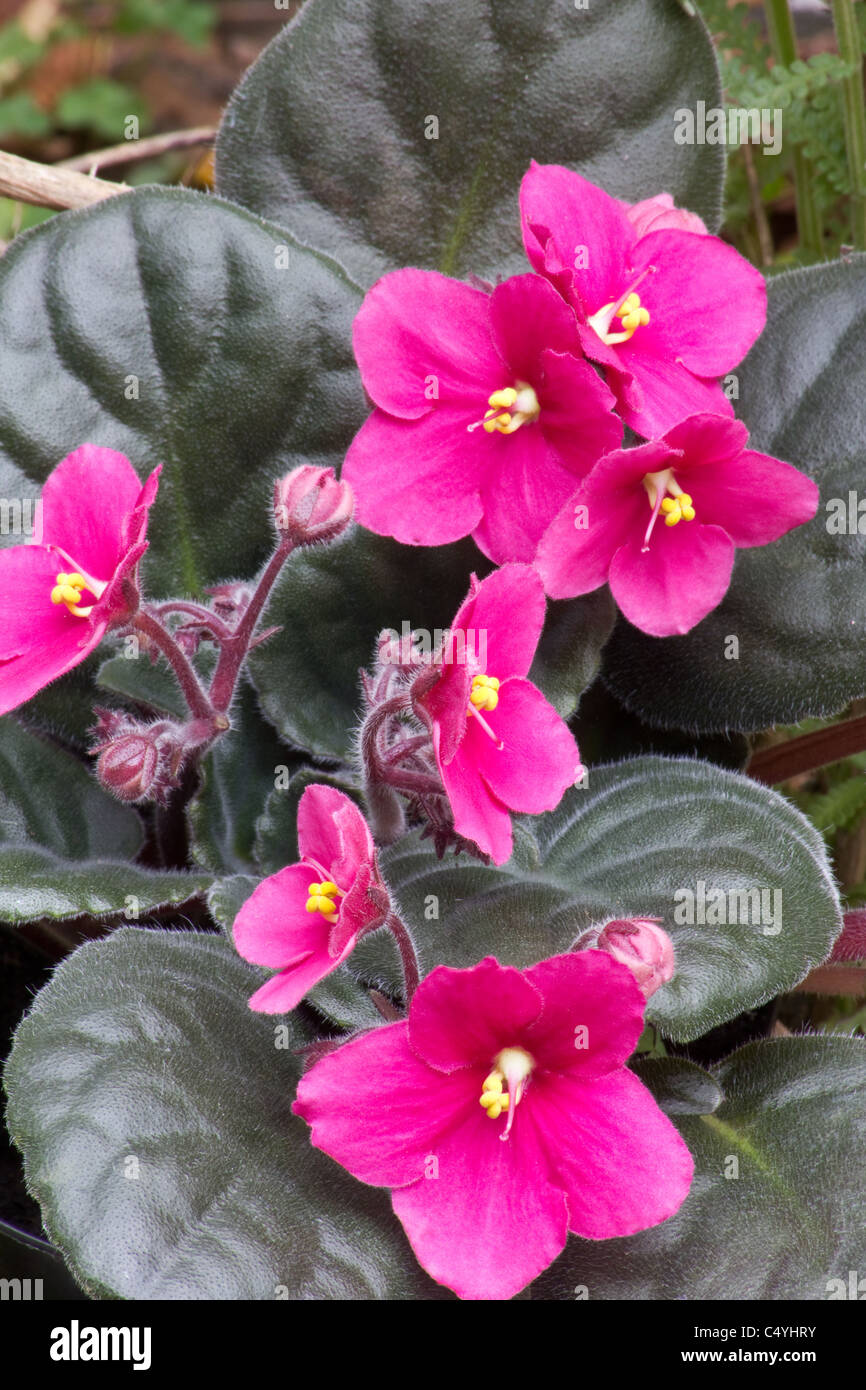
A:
[[602, 258, 866, 733], [4, 930, 451, 1299], [0, 847, 210, 925], [216, 0, 724, 287], [0, 187, 365, 600], [532, 1040, 866, 1299], [354, 756, 842, 1041]]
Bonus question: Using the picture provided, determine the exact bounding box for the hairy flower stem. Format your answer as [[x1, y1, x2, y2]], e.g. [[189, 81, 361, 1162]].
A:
[[208, 537, 294, 713], [384, 910, 421, 1003], [765, 0, 823, 257], [832, 0, 866, 250], [151, 599, 234, 642], [132, 609, 215, 723]]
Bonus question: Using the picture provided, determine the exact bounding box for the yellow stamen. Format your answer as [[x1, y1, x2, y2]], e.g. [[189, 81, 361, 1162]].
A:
[[306, 880, 341, 918], [50, 571, 95, 619], [467, 382, 540, 435], [641, 471, 696, 549], [469, 673, 500, 712], [478, 1048, 534, 1139], [586, 267, 656, 347]]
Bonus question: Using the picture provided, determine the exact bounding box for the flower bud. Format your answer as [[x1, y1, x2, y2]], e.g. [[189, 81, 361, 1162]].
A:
[[274, 466, 354, 545], [96, 731, 162, 803], [624, 193, 708, 239], [577, 917, 675, 998]]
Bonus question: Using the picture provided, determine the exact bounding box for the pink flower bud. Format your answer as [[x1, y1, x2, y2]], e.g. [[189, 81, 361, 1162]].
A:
[[624, 193, 708, 239], [274, 466, 354, 545], [592, 918, 676, 998], [96, 732, 162, 803]]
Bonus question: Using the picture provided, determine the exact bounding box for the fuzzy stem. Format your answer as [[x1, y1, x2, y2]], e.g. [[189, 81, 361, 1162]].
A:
[[133, 609, 215, 722], [208, 537, 294, 713], [152, 600, 234, 641], [384, 911, 421, 1002], [832, 0, 866, 250], [765, 0, 824, 257]]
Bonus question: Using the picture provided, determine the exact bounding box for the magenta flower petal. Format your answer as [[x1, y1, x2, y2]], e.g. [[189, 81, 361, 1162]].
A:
[[344, 408, 487, 545], [520, 163, 767, 435], [624, 192, 708, 238], [39, 445, 146, 578], [436, 724, 515, 864], [345, 262, 620, 561], [391, 1108, 570, 1301], [609, 523, 735, 637], [297, 784, 375, 887], [0, 445, 159, 715], [232, 864, 321, 968], [409, 958, 543, 1073], [523, 951, 646, 1075], [0, 546, 107, 715], [519, 161, 634, 311], [294, 1021, 479, 1186], [535, 441, 675, 600], [532, 1067, 694, 1238], [683, 449, 820, 547], [630, 229, 766, 379], [293, 951, 694, 1300], [351, 268, 504, 418], [233, 786, 384, 1012], [419, 566, 580, 863], [470, 678, 580, 814]]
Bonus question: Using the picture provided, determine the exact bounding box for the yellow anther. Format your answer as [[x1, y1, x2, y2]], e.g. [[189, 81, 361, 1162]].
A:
[[482, 1072, 504, 1095], [479, 1068, 511, 1118], [470, 674, 500, 712], [306, 880, 340, 917], [468, 382, 540, 436], [50, 571, 94, 618]]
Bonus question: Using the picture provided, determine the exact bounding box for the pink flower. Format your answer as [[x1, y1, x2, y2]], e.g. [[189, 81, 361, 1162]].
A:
[[416, 564, 581, 864], [535, 413, 819, 637], [274, 465, 354, 546], [233, 785, 387, 1013], [0, 445, 159, 716], [623, 192, 709, 239], [519, 162, 766, 437], [342, 268, 622, 562], [293, 951, 694, 1300], [577, 919, 676, 999]]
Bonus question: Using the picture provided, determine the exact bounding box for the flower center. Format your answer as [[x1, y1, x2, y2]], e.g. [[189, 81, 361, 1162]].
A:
[[50, 570, 106, 619], [587, 266, 656, 347], [467, 382, 540, 435], [306, 880, 342, 918], [641, 469, 696, 551], [467, 673, 503, 749], [479, 1046, 535, 1141]]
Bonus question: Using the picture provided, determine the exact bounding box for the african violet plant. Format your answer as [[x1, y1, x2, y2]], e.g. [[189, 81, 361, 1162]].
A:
[[0, 0, 865, 1303]]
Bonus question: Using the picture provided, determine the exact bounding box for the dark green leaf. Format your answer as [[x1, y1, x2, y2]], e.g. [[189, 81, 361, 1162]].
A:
[[0, 720, 140, 859], [216, 0, 724, 287], [355, 756, 842, 1041], [602, 258, 866, 733], [0, 187, 365, 600], [4, 929, 451, 1299], [0, 846, 210, 925], [532, 1039, 866, 1299]]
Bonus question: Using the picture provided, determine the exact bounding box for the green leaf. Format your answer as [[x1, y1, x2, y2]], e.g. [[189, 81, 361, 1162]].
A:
[[248, 527, 612, 761], [56, 80, 146, 140], [0, 720, 140, 860], [602, 258, 866, 734], [4, 929, 451, 1299], [531, 1039, 866, 1299], [216, 0, 724, 288], [0, 846, 210, 925], [355, 756, 842, 1041], [0, 187, 366, 600]]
